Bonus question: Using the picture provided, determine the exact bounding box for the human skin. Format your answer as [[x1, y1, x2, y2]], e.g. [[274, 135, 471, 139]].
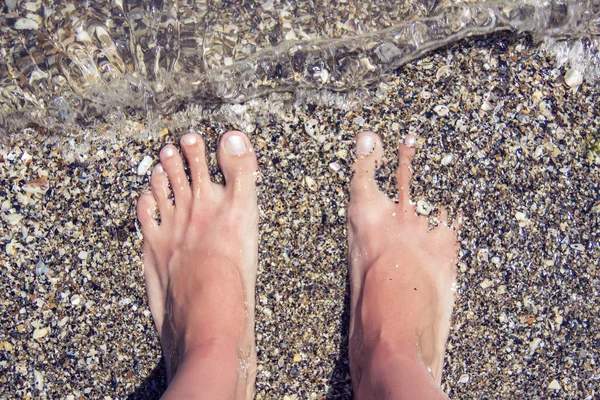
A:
[[347, 131, 461, 399], [136, 130, 460, 399]]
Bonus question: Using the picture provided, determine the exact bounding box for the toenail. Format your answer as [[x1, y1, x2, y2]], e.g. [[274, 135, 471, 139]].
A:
[[225, 134, 247, 155], [182, 134, 197, 145], [162, 147, 175, 157], [154, 164, 164, 173], [404, 134, 417, 148], [357, 134, 375, 155]]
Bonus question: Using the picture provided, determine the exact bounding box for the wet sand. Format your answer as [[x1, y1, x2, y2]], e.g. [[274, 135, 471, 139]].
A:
[[0, 33, 598, 398]]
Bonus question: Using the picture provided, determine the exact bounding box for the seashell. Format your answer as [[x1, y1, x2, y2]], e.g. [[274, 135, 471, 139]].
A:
[[23, 176, 50, 194]]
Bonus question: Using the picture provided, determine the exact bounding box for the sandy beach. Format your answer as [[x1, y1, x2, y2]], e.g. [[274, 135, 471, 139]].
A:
[[1, 31, 599, 399]]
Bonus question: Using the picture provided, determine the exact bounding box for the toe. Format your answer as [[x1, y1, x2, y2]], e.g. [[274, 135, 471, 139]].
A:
[[137, 192, 159, 232], [151, 163, 174, 218], [180, 133, 212, 198], [160, 144, 192, 209], [350, 131, 384, 202], [396, 136, 416, 209], [438, 206, 449, 226], [217, 131, 259, 200]]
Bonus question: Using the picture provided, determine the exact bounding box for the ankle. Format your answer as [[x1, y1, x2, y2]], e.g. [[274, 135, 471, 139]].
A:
[[356, 340, 446, 400], [163, 339, 242, 399]]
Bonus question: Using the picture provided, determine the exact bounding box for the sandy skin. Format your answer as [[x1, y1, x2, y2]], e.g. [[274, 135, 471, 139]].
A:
[[136, 130, 460, 399], [136, 131, 259, 399], [348, 131, 461, 399]]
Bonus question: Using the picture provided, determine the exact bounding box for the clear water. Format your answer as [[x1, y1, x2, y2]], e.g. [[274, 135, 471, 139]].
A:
[[1, 0, 599, 134]]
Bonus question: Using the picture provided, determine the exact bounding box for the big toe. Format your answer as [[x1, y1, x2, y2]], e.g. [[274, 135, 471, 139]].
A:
[[217, 131, 259, 200], [350, 131, 384, 202]]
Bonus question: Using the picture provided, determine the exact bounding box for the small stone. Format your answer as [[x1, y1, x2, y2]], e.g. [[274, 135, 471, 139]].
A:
[[305, 176, 318, 191], [515, 212, 531, 227], [564, 69, 583, 89], [5, 0, 17, 11], [4, 213, 24, 225], [293, 354, 302, 362], [78, 251, 89, 260], [434, 104, 450, 117], [391, 122, 400, 131], [480, 279, 493, 289], [375, 42, 402, 63], [137, 156, 153, 175], [529, 338, 543, 354], [158, 128, 169, 137], [441, 154, 454, 166], [34, 370, 44, 391], [548, 379, 561, 390], [261, 0, 273, 10], [21, 151, 32, 162], [416, 199, 432, 216], [570, 244, 585, 251], [458, 374, 469, 384], [14, 18, 39, 30], [33, 327, 49, 339], [23, 177, 50, 195], [480, 101, 494, 111], [304, 119, 319, 138], [35, 261, 48, 276], [262, 308, 273, 317], [70, 294, 82, 306], [329, 162, 341, 172]]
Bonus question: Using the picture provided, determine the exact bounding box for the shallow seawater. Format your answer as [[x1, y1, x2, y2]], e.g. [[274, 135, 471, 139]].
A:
[[1, 0, 599, 138]]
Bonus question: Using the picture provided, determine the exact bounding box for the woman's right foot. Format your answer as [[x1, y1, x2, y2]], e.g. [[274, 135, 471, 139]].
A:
[[348, 131, 461, 399]]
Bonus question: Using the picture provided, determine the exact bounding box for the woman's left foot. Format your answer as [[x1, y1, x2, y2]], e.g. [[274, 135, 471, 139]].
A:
[[136, 131, 259, 399]]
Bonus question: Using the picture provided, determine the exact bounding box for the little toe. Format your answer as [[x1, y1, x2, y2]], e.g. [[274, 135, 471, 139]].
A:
[[151, 164, 174, 217], [350, 131, 384, 202], [396, 136, 417, 209], [137, 192, 159, 232], [217, 131, 259, 199], [180, 133, 212, 198], [438, 207, 449, 226], [160, 144, 192, 208]]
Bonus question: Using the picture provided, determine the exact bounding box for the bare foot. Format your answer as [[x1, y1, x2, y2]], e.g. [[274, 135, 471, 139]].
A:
[[348, 131, 461, 399], [136, 131, 258, 399]]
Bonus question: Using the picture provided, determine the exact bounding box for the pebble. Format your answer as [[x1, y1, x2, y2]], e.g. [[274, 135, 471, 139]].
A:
[[77, 251, 88, 260], [548, 379, 561, 390], [305, 176, 318, 191], [434, 104, 450, 117], [14, 18, 39, 30], [304, 119, 319, 138], [480, 279, 493, 289], [70, 294, 82, 306], [529, 338, 543, 354], [137, 156, 153, 175], [34, 370, 44, 390], [34, 260, 48, 276], [416, 199, 432, 216], [33, 327, 49, 339], [329, 162, 341, 172], [5, 0, 17, 11], [458, 374, 470, 384], [564, 69, 583, 89], [441, 154, 454, 166], [4, 213, 24, 225], [515, 212, 531, 227]]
